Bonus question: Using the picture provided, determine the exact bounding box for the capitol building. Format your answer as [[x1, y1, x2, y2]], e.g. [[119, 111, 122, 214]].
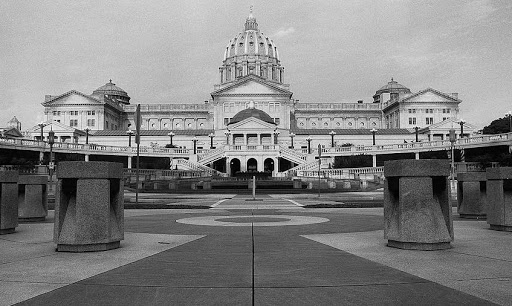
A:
[[31, 11, 473, 175]]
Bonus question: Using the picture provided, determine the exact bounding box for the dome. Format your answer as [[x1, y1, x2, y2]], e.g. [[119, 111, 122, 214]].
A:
[[229, 104, 275, 125], [92, 80, 131, 104], [376, 78, 411, 94], [218, 8, 285, 84]]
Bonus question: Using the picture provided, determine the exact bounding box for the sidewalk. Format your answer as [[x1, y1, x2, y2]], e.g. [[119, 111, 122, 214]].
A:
[[0, 195, 510, 305]]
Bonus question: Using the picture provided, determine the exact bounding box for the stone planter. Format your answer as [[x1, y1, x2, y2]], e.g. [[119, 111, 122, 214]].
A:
[[0, 171, 19, 234], [18, 175, 48, 221], [384, 159, 453, 250], [486, 167, 512, 232], [54, 161, 124, 252], [457, 172, 487, 219]]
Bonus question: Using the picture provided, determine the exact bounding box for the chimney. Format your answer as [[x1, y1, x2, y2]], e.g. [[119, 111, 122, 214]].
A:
[[357, 100, 363, 104]]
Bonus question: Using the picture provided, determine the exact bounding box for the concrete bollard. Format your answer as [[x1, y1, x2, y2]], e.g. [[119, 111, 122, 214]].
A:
[[203, 179, 212, 190], [0, 171, 19, 234], [384, 160, 453, 250], [54, 162, 124, 252], [168, 181, 177, 190], [293, 179, 302, 189], [18, 175, 48, 222], [457, 172, 487, 219], [486, 167, 512, 232]]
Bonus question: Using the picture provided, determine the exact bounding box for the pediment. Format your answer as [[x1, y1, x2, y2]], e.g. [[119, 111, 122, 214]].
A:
[[402, 88, 459, 103], [229, 117, 277, 130], [42, 90, 103, 106], [425, 118, 476, 132], [212, 75, 292, 96]]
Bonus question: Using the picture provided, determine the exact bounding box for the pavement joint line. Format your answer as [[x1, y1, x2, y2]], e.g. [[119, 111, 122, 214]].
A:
[[447, 250, 512, 263], [0, 253, 57, 266], [284, 199, 304, 207], [210, 199, 228, 207], [0, 238, 52, 245]]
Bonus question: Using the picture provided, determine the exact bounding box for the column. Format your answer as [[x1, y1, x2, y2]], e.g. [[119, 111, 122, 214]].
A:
[[127, 156, 132, 169], [415, 152, 420, 160], [372, 155, 377, 167], [85, 154, 89, 162]]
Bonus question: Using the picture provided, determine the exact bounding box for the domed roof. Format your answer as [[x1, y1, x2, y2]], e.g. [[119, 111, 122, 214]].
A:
[[223, 9, 279, 61], [377, 78, 411, 94], [229, 103, 275, 125], [92, 80, 131, 104]]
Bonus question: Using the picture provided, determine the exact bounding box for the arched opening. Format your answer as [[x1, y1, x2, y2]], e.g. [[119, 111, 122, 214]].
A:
[[247, 158, 257, 172], [264, 158, 274, 173], [230, 158, 241, 177]]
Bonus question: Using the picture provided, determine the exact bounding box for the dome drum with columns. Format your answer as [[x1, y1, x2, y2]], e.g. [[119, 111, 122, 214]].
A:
[[219, 8, 284, 85], [34, 9, 472, 176]]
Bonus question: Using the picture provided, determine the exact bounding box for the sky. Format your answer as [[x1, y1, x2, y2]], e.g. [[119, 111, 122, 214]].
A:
[[1, 0, 512, 130]]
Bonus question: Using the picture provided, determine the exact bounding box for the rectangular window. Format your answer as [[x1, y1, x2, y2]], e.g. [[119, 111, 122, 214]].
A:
[[446, 109, 450, 113], [224, 118, 229, 126], [274, 118, 280, 125], [87, 119, 95, 127], [87, 110, 96, 116], [69, 119, 78, 127], [426, 117, 434, 125], [106, 121, 109, 129], [408, 117, 416, 125]]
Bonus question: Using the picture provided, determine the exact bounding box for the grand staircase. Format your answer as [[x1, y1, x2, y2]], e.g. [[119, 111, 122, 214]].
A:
[[197, 147, 225, 165]]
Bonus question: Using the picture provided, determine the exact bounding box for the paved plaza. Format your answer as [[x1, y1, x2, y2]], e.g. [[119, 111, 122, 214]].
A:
[[1, 192, 511, 305]]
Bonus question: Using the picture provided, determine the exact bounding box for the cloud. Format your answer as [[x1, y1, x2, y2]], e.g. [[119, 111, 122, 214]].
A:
[[270, 27, 295, 39]]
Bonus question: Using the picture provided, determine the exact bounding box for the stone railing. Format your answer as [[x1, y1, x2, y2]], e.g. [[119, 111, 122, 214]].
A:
[[123, 104, 209, 112], [279, 145, 307, 163], [295, 103, 381, 111], [197, 146, 225, 164], [1, 132, 511, 159]]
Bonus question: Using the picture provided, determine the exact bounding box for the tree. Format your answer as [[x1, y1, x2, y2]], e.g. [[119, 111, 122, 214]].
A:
[[482, 116, 510, 134]]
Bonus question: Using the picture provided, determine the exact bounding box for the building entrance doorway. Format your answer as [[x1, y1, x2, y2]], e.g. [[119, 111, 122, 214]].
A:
[[230, 158, 240, 176], [247, 158, 257, 172], [264, 158, 274, 173]]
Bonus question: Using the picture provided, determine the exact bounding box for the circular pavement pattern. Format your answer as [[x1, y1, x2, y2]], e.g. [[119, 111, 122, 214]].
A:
[[176, 215, 330, 227]]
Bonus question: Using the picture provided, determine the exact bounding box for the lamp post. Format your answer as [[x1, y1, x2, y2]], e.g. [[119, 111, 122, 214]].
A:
[[84, 128, 90, 144], [167, 131, 175, 147], [224, 130, 231, 145], [289, 132, 295, 148], [506, 111, 512, 133], [414, 126, 419, 142], [193, 136, 198, 154], [370, 128, 377, 145], [306, 136, 312, 154], [329, 130, 336, 147], [127, 129, 134, 147], [458, 119, 465, 138], [37, 122, 45, 141], [449, 128, 456, 189], [48, 129, 55, 191], [209, 132, 214, 149], [273, 130, 280, 145]]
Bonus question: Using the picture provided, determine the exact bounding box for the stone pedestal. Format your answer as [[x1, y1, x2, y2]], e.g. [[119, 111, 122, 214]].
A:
[[0, 171, 19, 234], [293, 179, 302, 189], [54, 162, 124, 252], [486, 167, 512, 232], [342, 181, 351, 189], [18, 175, 48, 222], [202, 179, 212, 190], [384, 160, 453, 250], [457, 172, 487, 219]]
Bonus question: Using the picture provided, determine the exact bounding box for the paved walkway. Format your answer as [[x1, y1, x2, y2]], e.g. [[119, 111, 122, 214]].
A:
[[1, 194, 511, 305]]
